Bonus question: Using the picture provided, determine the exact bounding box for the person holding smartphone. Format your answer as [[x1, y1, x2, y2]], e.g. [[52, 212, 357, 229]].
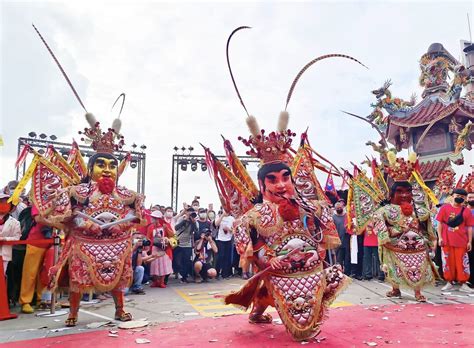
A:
[[214, 211, 235, 279]]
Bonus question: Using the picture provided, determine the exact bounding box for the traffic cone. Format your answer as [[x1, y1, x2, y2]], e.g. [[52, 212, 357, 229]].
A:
[[0, 256, 18, 320]]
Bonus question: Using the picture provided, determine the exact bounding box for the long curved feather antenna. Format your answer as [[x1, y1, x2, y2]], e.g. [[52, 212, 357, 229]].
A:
[[285, 54, 368, 110], [341, 110, 388, 148], [226, 26, 251, 117], [32, 24, 87, 112], [111, 93, 126, 119]]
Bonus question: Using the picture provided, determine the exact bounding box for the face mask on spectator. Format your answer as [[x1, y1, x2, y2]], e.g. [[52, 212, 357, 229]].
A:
[[199, 213, 207, 219], [165, 211, 173, 218], [208, 213, 215, 220], [469, 200, 474, 207], [335, 208, 343, 214], [454, 197, 465, 204]]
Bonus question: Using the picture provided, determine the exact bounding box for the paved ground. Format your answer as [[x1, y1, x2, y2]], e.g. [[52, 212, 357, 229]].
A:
[[1, 277, 474, 345]]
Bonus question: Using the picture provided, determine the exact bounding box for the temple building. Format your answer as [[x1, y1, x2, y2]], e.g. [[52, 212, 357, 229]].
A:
[[369, 41, 474, 186]]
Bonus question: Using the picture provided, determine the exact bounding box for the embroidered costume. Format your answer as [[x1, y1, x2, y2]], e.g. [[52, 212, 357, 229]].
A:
[[349, 152, 439, 302], [202, 26, 366, 341], [10, 26, 144, 326]]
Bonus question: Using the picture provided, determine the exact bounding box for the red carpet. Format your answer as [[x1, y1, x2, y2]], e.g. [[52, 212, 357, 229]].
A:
[[2, 304, 473, 347]]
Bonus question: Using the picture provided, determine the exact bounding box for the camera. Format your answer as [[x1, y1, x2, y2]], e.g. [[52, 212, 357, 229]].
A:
[[142, 238, 151, 247], [202, 228, 212, 238]]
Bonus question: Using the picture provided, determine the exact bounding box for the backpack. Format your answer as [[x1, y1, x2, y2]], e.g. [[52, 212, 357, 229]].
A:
[[18, 206, 35, 240]]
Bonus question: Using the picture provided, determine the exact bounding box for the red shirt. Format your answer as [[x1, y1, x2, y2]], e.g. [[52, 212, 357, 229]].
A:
[[27, 205, 48, 248], [363, 229, 378, 247], [436, 204, 474, 248]]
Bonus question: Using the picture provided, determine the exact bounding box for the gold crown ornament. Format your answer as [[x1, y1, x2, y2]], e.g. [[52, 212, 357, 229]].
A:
[[238, 113, 295, 165], [384, 151, 417, 182], [79, 112, 124, 154], [435, 167, 455, 189]]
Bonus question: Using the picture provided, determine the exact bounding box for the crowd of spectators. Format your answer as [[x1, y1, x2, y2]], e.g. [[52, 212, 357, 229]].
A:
[[1, 181, 474, 314]]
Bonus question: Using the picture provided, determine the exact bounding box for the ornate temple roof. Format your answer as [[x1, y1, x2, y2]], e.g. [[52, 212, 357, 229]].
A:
[[419, 157, 451, 181], [389, 98, 474, 128]]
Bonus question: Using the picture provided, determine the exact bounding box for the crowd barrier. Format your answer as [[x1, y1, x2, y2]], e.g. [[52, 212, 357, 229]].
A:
[[0, 238, 55, 321]]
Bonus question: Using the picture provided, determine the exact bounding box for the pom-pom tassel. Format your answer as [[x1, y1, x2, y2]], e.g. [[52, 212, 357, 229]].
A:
[[85, 113, 97, 128], [408, 151, 417, 164], [112, 118, 122, 135], [387, 151, 396, 165], [246, 115, 261, 138], [277, 111, 289, 132]]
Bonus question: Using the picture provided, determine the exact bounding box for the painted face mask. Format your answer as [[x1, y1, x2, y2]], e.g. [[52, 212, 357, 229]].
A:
[[91, 157, 118, 183]]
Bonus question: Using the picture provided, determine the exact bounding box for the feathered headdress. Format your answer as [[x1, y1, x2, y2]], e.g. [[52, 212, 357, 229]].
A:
[[226, 27, 367, 165], [32, 25, 127, 156]]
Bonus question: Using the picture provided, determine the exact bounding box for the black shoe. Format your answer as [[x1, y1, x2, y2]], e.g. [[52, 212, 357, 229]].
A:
[[352, 275, 363, 280], [131, 288, 146, 295], [180, 278, 189, 283], [363, 277, 373, 281]]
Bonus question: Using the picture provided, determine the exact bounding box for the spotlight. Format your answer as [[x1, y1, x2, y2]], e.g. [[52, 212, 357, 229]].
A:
[[50, 135, 57, 141], [173, 146, 179, 152], [130, 160, 138, 169], [38, 149, 45, 155], [188, 146, 194, 153], [132, 143, 137, 149], [39, 133, 47, 139], [28, 132, 37, 138], [140, 145, 147, 150], [181, 146, 186, 153], [200, 160, 207, 172], [190, 159, 198, 172], [179, 160, 188, 171]]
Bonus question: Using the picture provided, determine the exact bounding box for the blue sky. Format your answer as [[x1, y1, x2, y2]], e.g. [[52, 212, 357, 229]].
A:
[[1, 0, 472, 208]]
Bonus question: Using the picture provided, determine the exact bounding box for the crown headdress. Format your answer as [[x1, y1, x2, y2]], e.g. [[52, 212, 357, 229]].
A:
[[79, 111, 125, 154], [237, 113, 295, 164], [435, 167, 455, 189], [384, 152, 417, 182]]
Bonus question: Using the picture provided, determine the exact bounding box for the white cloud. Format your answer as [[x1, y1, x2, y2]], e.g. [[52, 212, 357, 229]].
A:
[[1, 1, 472, 208]]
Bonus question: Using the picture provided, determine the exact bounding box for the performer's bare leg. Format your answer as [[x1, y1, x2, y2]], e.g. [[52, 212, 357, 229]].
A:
[[111, 289, 132, 321], [66, 291, 82, 327], [386, 285, 402, 298], [248, 286, 272, 324], [249, 303, 272, 324], [414, 287, 426, 302]]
